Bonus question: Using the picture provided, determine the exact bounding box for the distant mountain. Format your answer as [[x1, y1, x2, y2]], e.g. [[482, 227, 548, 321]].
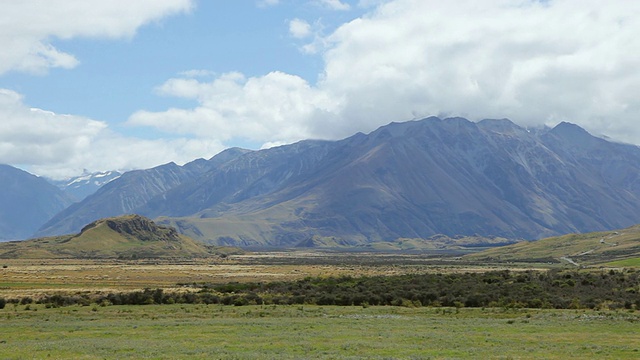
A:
[[49, 170, 122, 202], [0, 215, 213, 259], [149, 117, 640, 246], [37, 117, 640, 247], [0, 164, 73, 241], [35, 148, 251, 237]]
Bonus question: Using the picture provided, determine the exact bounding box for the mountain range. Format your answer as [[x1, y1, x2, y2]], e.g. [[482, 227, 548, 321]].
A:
[[24, 116, 640, 247], [0, 165, 73, 241], [48, 170, 122, 202]]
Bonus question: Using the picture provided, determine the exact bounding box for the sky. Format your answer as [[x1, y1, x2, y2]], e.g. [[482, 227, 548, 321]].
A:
[[0, 0, 639, 179]]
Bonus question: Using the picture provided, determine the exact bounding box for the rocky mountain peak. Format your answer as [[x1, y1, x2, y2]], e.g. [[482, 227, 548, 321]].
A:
[[549, 121, 592, 138]]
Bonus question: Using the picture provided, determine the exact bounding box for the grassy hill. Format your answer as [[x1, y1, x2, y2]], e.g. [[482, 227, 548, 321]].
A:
[[0, 215, 219, 259], [465, 224, 640, 266]]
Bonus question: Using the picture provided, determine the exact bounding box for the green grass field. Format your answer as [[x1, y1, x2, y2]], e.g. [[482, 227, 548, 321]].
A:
[[606, 257, 640, 267], [1, 304, 638, 359]]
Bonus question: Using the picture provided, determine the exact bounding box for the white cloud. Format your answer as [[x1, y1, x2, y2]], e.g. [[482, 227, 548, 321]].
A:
[[289, 19, 313, 39], [0, 0, 210, 178], [321, 0, 640, 140], [10, 0, 635, 178], [0, 89, 224, 179], [131, 0, 640, 147], [129, 71, 339, 145], [0, 89, 104, 168], [0, 0, 193, 75], [314, 0, 351, 11]]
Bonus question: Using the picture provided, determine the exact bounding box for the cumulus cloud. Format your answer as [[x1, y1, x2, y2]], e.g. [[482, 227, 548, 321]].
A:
[[0, 0, 193, 74], [131, 0, 640, 146], [0, 89, 106, 164], [0, 0, 211, 178], [7, 0, 637, 178], [289, 19, 313, 39], [321, 0, 640, 141], [0, 89, 224, 179], [130, 71, 339, 145]]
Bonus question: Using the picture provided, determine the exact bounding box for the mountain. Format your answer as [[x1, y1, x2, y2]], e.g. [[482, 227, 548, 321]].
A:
[[38, 117, 640, 247], [148, 117, 640, 246], [0, 164, 74, 241], [0, 215, 213, 259], [465, 224, 640, 266], [48, 170, 122, 202], [35, 148, 251, 237]]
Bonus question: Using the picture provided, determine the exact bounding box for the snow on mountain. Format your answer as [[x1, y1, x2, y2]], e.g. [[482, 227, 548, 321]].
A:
[[49, 171, 122, 202]]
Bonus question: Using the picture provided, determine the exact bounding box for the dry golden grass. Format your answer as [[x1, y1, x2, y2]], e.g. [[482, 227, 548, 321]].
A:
[[0, 252, 539, 299]]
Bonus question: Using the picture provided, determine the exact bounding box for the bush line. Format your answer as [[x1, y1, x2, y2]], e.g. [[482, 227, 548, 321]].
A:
[[1, 269, 638, 310]]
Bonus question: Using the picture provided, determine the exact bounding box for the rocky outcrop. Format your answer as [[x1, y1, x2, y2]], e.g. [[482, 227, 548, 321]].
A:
[[81, 214, 181, 242]]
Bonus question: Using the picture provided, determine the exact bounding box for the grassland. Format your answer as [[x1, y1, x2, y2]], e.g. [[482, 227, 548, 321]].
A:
[[0, 253, 529, 299], [465, 225, 640, 266], [1, 304, 639, 359], [1, 252, 638, 359]]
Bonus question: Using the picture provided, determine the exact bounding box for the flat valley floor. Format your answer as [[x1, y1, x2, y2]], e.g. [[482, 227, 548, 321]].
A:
[[0, 253, 638, 359]]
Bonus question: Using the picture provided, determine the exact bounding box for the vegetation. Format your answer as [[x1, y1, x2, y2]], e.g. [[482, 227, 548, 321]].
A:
[[0, 304, 639, 359], [3, 269, 636, 311], [194, 269, 640, 310], [467, 225, 640, 266], [1, 251, 639, 358]]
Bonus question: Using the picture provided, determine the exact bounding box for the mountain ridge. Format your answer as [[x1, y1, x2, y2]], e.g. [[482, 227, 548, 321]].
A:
[[48, 170, 122, 202], [33, 117, 640, 247], [35, 148, 252, 238], [0, 164, 74, 241]]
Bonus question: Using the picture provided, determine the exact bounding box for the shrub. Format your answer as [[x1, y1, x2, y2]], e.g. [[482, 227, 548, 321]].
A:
[[20, 297, 33, 305]]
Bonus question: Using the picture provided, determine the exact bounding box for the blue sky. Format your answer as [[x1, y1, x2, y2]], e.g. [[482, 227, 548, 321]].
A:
[[1, 0, 639, 178], [0, 1, 352, 125]]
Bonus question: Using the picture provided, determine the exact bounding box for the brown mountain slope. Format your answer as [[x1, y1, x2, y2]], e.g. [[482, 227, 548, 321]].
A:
[[151, 118, 640, 247]]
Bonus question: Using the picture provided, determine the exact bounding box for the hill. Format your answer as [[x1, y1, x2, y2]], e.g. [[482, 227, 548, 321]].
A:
[[465, 224, 640, 266], [0, 215, 216, 259], [37, 117, 640, 247], [0, 164, 73, 241]]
